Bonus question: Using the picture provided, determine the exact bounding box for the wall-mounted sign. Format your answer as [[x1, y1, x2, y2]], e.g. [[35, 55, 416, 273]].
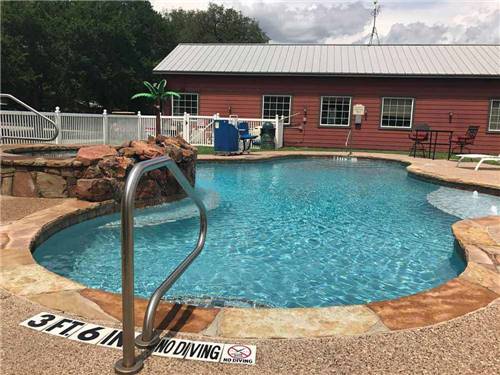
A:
[[352, 104, 365, 116]]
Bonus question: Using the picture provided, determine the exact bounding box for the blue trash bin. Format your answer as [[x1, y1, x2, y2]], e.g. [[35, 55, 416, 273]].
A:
[[214, 120, 239, 154]]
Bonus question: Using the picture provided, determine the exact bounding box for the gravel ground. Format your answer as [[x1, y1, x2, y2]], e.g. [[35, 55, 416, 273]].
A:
[[0, 196, 66, 224], [1, 288, 498, 375]]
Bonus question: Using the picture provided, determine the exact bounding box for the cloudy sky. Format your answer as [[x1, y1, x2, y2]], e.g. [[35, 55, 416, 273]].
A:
[[150, 0, 500, 44]]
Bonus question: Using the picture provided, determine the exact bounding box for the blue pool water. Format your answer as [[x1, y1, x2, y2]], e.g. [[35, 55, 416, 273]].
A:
[[35, 158, 468, 308]]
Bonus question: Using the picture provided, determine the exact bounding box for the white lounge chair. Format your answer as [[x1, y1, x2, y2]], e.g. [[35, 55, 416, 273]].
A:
[[456, 154, 500, 171]]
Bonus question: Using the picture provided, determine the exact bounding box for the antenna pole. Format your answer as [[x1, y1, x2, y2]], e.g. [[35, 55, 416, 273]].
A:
[[369, 0, 380, 45]]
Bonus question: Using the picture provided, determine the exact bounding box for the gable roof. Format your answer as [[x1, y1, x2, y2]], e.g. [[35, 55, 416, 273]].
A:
[[154, 44, 500, 78]]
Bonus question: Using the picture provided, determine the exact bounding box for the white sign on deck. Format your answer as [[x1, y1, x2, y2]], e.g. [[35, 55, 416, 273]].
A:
[[20, 312, 256, 365]]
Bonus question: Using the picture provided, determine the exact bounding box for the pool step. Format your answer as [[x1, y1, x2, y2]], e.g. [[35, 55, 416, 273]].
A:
[[332, 156, 358, 162], [165, 295, 270, 308]]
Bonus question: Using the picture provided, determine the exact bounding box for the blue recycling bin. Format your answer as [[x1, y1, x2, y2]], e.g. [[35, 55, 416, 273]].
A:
[[214, 120, 239, 154]]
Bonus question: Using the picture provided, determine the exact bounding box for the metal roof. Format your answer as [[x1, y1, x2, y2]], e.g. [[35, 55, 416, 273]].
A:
[[154, 44, 500, 78]]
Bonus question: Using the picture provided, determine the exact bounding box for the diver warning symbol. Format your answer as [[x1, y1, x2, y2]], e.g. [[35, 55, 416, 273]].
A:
[[222, 344, 255, 364]]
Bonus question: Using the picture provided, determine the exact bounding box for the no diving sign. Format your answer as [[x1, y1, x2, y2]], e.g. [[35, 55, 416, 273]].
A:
[[20, 312, 256, 365], [223, 344, 255, 364]]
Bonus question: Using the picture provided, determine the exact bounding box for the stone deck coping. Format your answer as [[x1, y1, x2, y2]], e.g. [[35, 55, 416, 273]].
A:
[[1, 151, 499, 338], [0, 144, 83, 166]]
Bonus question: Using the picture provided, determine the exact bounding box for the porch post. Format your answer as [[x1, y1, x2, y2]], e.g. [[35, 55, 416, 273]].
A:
[[183, 112, 190, 142], [274, 114, 281, 149], [137, 111, 142, 141], [55, 106, 61, 144], [103, 109, 109, 144]]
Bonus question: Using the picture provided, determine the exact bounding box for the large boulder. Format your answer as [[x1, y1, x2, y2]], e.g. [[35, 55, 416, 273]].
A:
[[149, 168, 179, 196], [72, 136, 197, 203], [98, 156, 133, 178], [12, 171, 37, 197], [128, 141, 164, 160], [76, 145, 118, 166], [157, 135, 196, 162], [120, 147, 139, 158], [82, 165, 104, 179], [35, 172, 67, 198], [136, 178, 162, 201], [75, 178, 117, 202]]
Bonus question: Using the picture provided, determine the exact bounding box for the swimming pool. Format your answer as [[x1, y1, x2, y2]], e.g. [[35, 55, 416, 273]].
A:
[[35, 158, 468, 308]]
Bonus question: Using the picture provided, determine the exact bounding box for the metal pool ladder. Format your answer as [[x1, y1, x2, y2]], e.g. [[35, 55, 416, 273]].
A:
[[115, 156, 208, 374], [0, 93, 59, 143]]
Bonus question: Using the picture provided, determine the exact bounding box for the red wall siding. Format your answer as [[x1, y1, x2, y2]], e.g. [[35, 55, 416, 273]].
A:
[[165, 75, 500, 153]]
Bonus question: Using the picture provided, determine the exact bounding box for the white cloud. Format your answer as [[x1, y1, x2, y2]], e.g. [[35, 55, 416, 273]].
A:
[[382, 9, 500, 43], [151, 0, 500, 44], [237, 1, 372, 43], [460, 9, 500, 43], [383, 22, 451, 43], [150, 0, 211, 11]]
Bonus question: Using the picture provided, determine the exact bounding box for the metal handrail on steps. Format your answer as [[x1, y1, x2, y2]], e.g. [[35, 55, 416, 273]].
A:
[[115, 156, 208, 374], [0, 93, 59, 142], [345, 129, 353, 156]]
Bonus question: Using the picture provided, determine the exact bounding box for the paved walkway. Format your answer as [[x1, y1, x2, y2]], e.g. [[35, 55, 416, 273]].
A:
[[1, 288, 499, 374], [0, 196, 66, 225]]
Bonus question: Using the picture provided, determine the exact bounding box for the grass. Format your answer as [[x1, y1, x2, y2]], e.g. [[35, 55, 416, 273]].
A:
[[196, 145, 461, 160], [195, 146, 215, 155], [195, 145, 499, 165], [278, 146, 471, 160]]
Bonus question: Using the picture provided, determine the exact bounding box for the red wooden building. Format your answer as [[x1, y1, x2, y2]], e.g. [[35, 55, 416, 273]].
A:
[[155, 44, 500, 154]]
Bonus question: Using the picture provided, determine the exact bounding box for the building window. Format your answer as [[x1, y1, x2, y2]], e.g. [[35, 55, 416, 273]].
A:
[[262, 95, 292, 124], [489, 99, 500, 132], [320, 96, 352, 127], [380, 97, 414, 129], [171, 93, 198, 116]]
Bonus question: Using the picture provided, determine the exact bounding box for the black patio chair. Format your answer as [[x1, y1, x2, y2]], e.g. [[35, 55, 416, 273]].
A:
[[451, 125, 479, 154], [408, 123, 430, 157]]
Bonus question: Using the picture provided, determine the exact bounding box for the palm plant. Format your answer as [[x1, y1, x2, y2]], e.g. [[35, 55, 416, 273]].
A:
[[132, 80, 180, 136]]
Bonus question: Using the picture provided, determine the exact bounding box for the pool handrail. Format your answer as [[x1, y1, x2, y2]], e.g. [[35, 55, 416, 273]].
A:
[[115, 156, 208, 375], [0, 93, 59, 142]]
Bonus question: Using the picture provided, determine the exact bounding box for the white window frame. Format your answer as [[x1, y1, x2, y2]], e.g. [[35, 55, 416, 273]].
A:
[[319, 96, 352, 127], [380, 97, 415, 129], [488, 99, 500, 132], [262, 95, 292, 125], [171, 92, 199, 116]]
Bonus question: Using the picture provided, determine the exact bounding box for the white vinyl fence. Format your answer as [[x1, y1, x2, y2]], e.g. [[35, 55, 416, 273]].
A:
[[0, 108, 284, 148], [0, 110, 57, 144]]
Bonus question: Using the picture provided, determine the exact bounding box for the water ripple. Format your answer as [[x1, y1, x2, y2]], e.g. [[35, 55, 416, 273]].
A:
[[35, 158, 468, 307]]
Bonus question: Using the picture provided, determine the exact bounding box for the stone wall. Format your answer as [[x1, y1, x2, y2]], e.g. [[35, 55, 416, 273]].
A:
[[0, 136, 197, 203]]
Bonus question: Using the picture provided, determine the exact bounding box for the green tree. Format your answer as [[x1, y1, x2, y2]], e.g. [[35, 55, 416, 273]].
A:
[[0, 1, 68, 109], [1, 1, 169, 112], [165, 3, 269, 43], [63, 1, 171, 112], [132, 80, 179, 136], [1, 1, 268, 113]]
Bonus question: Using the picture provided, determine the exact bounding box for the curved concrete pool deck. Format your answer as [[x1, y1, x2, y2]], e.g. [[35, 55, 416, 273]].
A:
[[1, 151, 499, 373], [1, 287, 499, 374]]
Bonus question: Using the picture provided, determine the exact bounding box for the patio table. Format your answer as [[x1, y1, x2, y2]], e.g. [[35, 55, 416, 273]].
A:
[[413, 129, 454, 160]]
